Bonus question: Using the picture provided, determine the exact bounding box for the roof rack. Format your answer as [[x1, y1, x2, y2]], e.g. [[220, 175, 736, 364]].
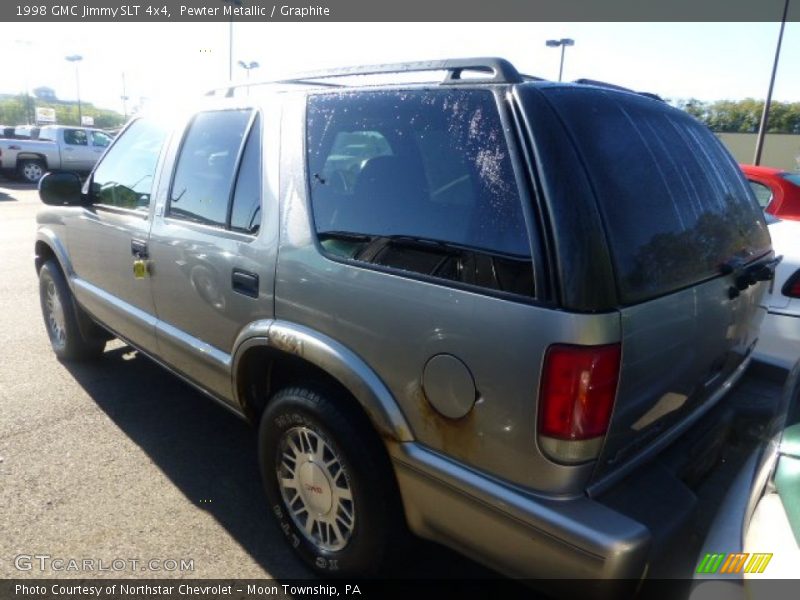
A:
[[573, 78, 664, 102], [206, 57, 523, 97]]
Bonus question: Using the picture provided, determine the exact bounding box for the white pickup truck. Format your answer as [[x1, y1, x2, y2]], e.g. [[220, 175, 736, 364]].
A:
[[0, 125, 113, 183]]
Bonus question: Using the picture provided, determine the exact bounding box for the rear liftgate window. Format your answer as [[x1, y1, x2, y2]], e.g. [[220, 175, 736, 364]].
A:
[[306, 90, 534, 296], [541, 89, 771, 304]]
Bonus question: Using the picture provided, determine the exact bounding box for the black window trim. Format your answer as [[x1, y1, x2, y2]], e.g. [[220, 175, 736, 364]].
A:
[[227, 111, 263, 235], [166, 107, 261, 236], [303, 86, 545, 305]]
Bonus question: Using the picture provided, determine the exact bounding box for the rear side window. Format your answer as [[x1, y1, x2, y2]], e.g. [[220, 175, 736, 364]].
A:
[[169, 109, 251, 227], [91, 118, 168, 210], [540, 88, 771, 304], [306, 90, 533, 296], [64, 129, 87, 145]]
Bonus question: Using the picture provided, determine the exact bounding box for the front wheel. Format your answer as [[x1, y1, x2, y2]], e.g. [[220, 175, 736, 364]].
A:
[[39, 260, 105, 360], [258, 386, 405, 576]]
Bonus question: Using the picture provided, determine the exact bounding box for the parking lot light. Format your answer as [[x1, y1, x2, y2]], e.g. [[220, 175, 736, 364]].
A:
[[64, 54, 83, 125], [222, 0, 244, 81], [754, 0, 790, 166], [237, 60, 259, 79], [545, 38, 575, 82]]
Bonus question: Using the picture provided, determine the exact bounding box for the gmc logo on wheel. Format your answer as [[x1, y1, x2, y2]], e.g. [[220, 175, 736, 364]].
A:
[[305, 484, 323, 494]]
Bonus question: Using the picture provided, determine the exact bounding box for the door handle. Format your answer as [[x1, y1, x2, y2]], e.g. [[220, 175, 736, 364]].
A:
[[131, 239, 148, 259], [232, 269, 259, 298]]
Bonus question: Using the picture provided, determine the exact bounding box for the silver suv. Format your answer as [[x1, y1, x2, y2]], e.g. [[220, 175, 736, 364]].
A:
[[34, 58, 777, 583]]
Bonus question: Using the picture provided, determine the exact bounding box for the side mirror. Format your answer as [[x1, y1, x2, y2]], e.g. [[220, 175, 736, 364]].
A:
[[38, 171, 85, 206]]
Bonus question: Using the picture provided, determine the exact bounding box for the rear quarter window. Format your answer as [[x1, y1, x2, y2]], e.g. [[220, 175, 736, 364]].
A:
[[305, 89, 534, 297], [539, 87, 771, 304]]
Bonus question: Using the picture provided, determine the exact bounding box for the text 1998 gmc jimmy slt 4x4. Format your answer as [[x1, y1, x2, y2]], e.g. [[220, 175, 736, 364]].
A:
[[34, 58, 779, 583]]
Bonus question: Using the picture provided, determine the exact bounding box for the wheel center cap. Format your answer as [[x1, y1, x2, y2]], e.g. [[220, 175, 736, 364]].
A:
[[297, 461, 333, 515]]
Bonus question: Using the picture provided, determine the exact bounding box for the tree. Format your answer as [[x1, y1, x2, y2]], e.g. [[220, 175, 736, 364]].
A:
[[0, 96, 125, 129], [670, 98, 800, 134]]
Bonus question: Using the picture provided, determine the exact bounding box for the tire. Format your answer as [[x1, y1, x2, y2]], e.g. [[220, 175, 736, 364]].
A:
[[259, 385, 405, 577], [18, 159, 46, 184], [38, 259, 105, 360]]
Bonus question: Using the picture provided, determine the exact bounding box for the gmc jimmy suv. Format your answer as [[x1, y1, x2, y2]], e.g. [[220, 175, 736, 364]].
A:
[[34, 58, 777, 583]]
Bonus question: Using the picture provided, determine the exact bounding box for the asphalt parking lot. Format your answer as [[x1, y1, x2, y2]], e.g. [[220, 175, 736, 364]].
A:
[[0, 180, 788, 591], [0, 181, 490, 582], [0, 181, 312, 579]]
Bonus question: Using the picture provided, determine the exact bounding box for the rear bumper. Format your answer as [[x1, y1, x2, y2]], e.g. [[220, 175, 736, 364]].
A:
[[389, 358, 782, 583], [753, 310, 800, 370], [389, 442, 651, 580]]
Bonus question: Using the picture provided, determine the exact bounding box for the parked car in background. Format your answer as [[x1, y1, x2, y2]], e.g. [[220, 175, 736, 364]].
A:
[[741, 164, 800, 221], [753, 214, 800, 370], [693, 362, 799, 592], [34, 58, 778, 585], [0, 125, 113, 183]]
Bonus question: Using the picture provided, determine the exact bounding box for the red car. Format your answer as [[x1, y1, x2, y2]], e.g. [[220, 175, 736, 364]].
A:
[[740, 164, 800, 220]]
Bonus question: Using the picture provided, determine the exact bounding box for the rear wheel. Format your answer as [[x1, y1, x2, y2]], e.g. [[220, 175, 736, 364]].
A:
[[38, 260, 105, 360], [18, 159, 45, 184], [258, 385, 405, 576]]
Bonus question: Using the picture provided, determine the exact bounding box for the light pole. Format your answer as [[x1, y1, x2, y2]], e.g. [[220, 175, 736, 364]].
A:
[[121, 72, 129, 119], [65, 54, 83, 125], [754, 0, 790, 166], [222, 0, 243, 81], [545, 38, 575, 82], [238, 60, 259, 96], [238, 60, 259, 79]]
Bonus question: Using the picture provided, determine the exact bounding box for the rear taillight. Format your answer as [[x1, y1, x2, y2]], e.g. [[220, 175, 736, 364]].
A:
[[783, 271, 800, 298], [538, 344, 621, 464]]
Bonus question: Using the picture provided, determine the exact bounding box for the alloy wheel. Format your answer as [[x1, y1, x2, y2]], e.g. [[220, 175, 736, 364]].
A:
[[276, 426, 356, 552], [45, 280, 66, 349]]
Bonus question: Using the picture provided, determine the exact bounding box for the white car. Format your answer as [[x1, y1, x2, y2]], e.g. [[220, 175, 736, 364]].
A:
[[754, 216, 800, 369]]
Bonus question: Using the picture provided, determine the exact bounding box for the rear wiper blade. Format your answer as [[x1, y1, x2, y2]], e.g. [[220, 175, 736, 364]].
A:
[[719, 256, 783, 281], [720, 254, 783, 298], [744, 255, 782, 282]]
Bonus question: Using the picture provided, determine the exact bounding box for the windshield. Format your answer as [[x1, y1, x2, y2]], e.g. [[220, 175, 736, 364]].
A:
[[781, 172, 800, 187]]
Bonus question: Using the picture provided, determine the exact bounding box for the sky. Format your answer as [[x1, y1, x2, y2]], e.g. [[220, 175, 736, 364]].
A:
[[2, 21, 800, 114]]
